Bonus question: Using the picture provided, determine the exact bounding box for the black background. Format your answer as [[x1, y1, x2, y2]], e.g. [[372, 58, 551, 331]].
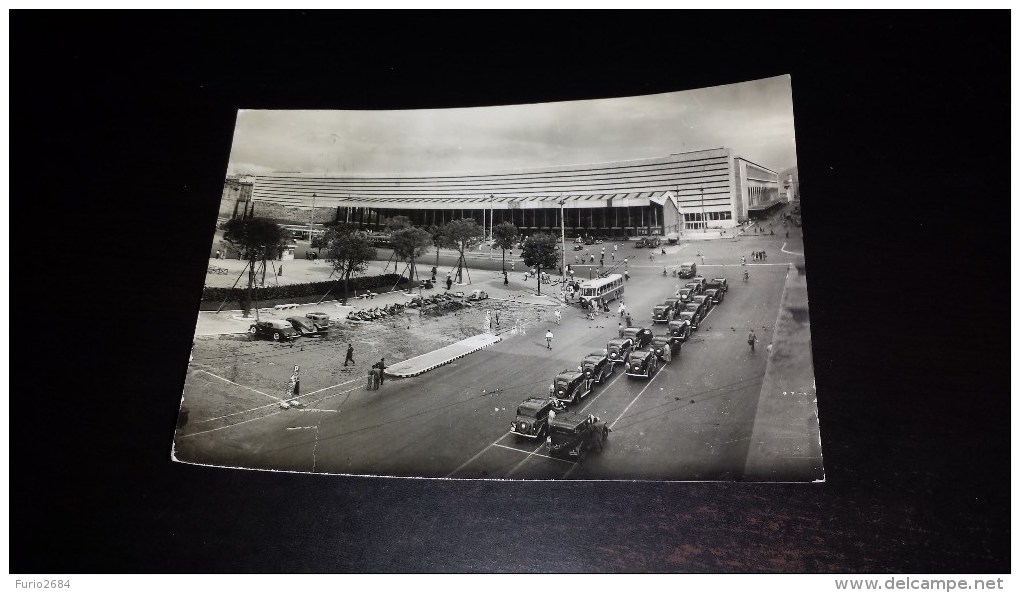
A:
[[11, 11, 1009, 573]]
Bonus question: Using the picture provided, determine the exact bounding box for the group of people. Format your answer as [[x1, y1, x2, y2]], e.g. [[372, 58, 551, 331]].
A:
[[751, 250, 768, 261], [366, 357, 387, 390]]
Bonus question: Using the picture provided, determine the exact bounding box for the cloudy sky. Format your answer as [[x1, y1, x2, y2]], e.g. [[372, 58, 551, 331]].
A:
[[227, 75, 798, 177]]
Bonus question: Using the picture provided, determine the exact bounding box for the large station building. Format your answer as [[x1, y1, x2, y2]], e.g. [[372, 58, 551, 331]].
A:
[[239, 148, 783, 238]]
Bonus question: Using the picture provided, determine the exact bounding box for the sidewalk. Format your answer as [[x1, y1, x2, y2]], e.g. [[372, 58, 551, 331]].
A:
[[383, 333, 502, 378], [742, 263, 823, 482]]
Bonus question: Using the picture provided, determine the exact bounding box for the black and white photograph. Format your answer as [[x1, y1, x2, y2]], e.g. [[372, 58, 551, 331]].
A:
[[173, 76, 821, 482]]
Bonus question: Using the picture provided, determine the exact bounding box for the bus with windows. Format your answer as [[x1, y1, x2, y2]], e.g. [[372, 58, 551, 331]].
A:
[[577, 274, 624, 308]]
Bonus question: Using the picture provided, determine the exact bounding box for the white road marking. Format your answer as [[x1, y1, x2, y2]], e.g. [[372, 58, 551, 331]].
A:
[[780, 242, 803, 256], [446, 432, 511, 478], [192, 377, 358, 424], [609, 365, 666, 430], [195, 370, 283, 402], [493, 443, 574, 464]]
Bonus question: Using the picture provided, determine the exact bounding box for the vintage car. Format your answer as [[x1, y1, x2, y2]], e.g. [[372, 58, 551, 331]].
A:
[[622, 327, 654, 348], [691, 294, 714, 316], [510, 397, 556, 439], [678, 261, 698, 278], [635, 237, 649, 248], [650, 335, 678, 360], [690, 276, 708, 290], [645, 237, 661, 248], [651, 302, 676, 323], [667, 318, 692, 342], [248, 319, 299, 342], [684, 282, 704, 296], [705, 288, 725, 305], [675, 309, 700, 331], [581, 352, 616, 384], [683, 300, 709, 323], [705, 277, 729, 294], [551, 370, 593, 404], [626, 349, 660, 378], [546, 413, 610, 459], [675, 286, 696, 303], [468, 289, 489, 301], [287, 312, 330, 336], [606, 337, 635, 364]]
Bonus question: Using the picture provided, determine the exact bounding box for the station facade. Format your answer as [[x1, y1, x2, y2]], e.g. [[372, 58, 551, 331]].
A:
[[243, 148, 781, 237]]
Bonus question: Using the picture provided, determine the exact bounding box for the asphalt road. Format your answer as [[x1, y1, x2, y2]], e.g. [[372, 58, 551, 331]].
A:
[[178, 229, 808, 480]]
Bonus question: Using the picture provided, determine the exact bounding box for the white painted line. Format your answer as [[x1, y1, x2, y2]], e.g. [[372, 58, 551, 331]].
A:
[[446, 432, 511, 478], [609, 366, 665, 429], [192, 377, 358, 424], [780, 242, 803, 256], [493, 443, 575, 464], [195, 370, 283, 402]]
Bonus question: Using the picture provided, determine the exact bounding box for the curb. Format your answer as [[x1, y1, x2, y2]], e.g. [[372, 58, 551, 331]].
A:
[[383, 335, 503, 378]]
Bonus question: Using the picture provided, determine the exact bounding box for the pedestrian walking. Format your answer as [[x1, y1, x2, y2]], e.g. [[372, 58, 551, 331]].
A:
[[624, 270, 630, 281], [215, 249, 221, 259], [625, 312, 633, 327], [367, 368, 379, 390], [747, 329, 758, 353], [545, 329, 554, 349], [373, 358, 387, 385], [741, 256, 746, 266], [624, 258, 629, 270], [344, 343, 355, 366], [618, 322, 624, 338], [614, 244, 618, 252], [763, 251, 767, 260], [495, 311, 500, 326], [766, 342, 773, 357], [554, 309, 561, 325], [663, 343, 672, 363], [611, 253, 615, 261], [511, 261, 516, 272], [589, 254, 595, 263]]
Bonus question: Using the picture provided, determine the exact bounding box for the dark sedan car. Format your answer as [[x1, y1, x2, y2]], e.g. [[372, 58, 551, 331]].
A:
[[552, 370, 593, 404], [249, 319, 299, 342], [691, 294, 714, 316], [546, 413, 610, 459], [622, 327, 654, 348], [510, 397, 556, 439], [705, 288, 724, 305], [581, 352, 615, 384], [675, 309, 700, 331], [668, 318, 692, 342], [626, 349, 659, 378], [705, 277, 729, 294], [649, 335, 677, 361], [651, 302, 676, 324], [675, 287, 696, 303], [684, 282, 704, 296], [606, 338, 635, 364]]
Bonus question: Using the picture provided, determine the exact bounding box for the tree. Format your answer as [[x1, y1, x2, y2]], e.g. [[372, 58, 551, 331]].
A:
[[426, 224, 445, 271], [390, 227, 433, 288], [521, 232, 559, 296], [440, 218, 483, 284], [384, 215, 413, 232], [222, 217, 286, 317], [325, 223, 377, 303], [491, 221, 519, 274]]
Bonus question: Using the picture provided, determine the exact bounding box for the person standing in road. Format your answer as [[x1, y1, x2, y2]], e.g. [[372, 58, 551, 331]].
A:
[[618, 302, 626, 317], [554, 309, 562, 325], [625, 312, 633, 327], [748, 329, 758, 353], [741, 255, 746, 266], [374, 358, 387, 385], [344, 343, 355, 367], [545, 329, 554, 349], [624, 270, 630, 282], [290, 365, 300, 396], [215, 249, 221, 259], [618, 322, 624, 338]]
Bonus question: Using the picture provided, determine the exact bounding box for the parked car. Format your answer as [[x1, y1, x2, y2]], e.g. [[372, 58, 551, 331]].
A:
[[551, 370, 593, 405], [622, 327, 654, 348], [690, 276, 707, 290], [645, 237, 661, 248], [635, 238, 649, 248], [651, 302, 676, 324], [580, 351, 615, 384], [705, 277, 729, 294], [249, 319, 298, 342], [286, 316, 319, 336], [626, 349, 659, 378], [705, 288, 724, 305], [676, 287, 696, 303], [468, 289, 489, 301], [304, 312, 331, 332], [650, 335, 678, 360], [678, 261, 697, 278], [546, 413, 610, 459], [668, 318, 692, 342], [606, 337, 635, 364], [510, 397, 556, 439], [675, 309, 700, 331], [683, 300, 709, 323], [684, 282, 704, 296], [691, 294, 714, 315]]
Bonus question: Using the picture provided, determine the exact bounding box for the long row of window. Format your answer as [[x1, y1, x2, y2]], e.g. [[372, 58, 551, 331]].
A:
[[683, 211, 732, 222]]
